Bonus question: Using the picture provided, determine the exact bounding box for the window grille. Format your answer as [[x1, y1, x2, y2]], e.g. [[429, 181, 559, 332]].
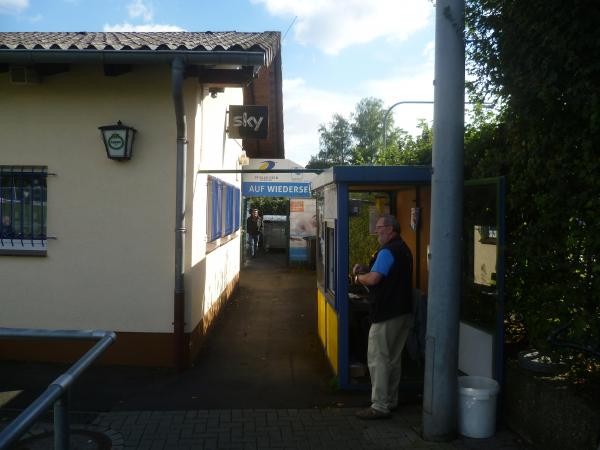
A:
[[0, 166, 48, 255]]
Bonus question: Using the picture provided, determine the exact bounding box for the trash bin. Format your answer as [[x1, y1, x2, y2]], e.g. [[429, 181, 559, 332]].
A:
[[458, 376, 500, 438]]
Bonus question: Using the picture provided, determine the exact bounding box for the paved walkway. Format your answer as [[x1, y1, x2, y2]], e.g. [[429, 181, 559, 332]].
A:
[[89, 405, 524, 450], [0, 253, 528, 449], [6, 405, 525, 450]]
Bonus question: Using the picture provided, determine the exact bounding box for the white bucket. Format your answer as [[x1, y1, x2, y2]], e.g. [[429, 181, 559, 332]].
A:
[[458, 376, 500, 438]]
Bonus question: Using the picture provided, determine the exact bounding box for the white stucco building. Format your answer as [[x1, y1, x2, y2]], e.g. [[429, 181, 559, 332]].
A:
[[0, 32, 283, 368]]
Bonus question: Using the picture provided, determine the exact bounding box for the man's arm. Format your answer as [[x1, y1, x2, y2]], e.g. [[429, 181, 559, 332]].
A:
[[354, 249, 394, 287], [355, 271, 382, 286], [352, 263, 369, 275]]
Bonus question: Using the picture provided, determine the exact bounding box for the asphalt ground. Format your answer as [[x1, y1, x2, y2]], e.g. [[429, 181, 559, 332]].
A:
[[0, 251, 528, 449]]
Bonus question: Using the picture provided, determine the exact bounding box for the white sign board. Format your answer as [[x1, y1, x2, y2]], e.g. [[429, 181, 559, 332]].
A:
[[242, 158, 317, 198]]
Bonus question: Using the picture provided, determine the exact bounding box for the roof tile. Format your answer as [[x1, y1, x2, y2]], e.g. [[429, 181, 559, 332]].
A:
[[0, 31, 280, 65]]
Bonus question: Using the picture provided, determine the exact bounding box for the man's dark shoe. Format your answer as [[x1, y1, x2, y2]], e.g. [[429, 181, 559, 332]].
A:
[[355, 407, 391, 420]]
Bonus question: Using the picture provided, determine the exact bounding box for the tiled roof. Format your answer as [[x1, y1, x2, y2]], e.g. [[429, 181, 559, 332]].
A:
[[0, 32, 280, 66]]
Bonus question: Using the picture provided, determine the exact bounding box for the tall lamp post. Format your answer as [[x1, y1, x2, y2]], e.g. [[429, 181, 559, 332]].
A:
[[423, 0, 465, 441], [382, 101, 433, 150], [382, 100, 493, 151]]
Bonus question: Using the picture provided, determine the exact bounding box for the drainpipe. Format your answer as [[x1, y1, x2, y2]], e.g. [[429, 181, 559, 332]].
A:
[[172, 56, 187, 371]]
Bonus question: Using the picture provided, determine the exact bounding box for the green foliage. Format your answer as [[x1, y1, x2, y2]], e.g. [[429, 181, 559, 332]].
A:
[[248, 197, 288, 216], [348, 194, 379, 273], [316, 114, 353, 166], [465, 0, 600, 369], [376, 119, 433, 166], [350, 98, 387, 164], [305, 156, 333, 169], [307, 97, 432, 168]]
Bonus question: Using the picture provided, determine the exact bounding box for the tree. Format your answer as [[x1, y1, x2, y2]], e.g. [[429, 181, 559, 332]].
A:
[[378, 119, 433, 166], [317, 114, 353, 166], [350, 98, 386, 164], [305, 155, 333, 169], [465, 0, 600, 369], [248, 197, 287, 216], [307, 97, 429, 167]]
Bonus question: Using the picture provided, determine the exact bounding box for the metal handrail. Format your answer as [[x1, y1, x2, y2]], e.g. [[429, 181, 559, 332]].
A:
[[0, 328, 116, 450]]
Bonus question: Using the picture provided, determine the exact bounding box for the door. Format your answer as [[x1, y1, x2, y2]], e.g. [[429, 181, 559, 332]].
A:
[[459, 177, 506, 384]]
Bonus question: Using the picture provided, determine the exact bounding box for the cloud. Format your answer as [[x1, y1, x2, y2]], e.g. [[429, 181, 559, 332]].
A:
[[128, 0, 153, 22], [105, 0, 182, 31], [0, 0, 28, 14], [103, 23, 185, 32], [283, 42, 435, 166], [362, 45, 435, 134], [282, 78, 359, 166], [253, 0, 433, 55]]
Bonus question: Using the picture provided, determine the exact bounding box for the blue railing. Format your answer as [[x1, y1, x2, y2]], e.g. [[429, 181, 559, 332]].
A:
[[0, 328, 116, 450]]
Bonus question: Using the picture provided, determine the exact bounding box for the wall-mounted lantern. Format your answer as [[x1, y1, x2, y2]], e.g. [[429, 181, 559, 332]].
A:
[[238, 150, 250, 167], [99, 121, 137, 161]]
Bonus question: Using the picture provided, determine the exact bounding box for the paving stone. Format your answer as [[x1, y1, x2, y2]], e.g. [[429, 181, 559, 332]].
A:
[[65, 407, 531, 450]]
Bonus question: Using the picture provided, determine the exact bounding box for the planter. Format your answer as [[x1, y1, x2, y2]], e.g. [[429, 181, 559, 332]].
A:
[[503, 360, 600, 450], [517, 349, 569, 375]]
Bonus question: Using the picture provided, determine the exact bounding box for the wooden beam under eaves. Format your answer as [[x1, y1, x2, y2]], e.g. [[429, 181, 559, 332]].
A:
[[104, 64, 132, 77], [186, 67, 256, 85]]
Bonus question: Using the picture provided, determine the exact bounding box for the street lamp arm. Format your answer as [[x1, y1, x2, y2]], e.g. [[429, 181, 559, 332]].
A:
[[382, 101, 434, 151]]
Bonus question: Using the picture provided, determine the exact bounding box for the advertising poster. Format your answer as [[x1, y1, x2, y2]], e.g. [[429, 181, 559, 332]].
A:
[[289, 199, 317, 262]]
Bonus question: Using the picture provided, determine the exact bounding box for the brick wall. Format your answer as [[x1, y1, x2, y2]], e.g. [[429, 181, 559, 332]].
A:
[[243, 50, 284, 159]]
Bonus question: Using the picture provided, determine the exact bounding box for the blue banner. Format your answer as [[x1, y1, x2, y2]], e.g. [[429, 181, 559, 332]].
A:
[[242, 182, 311, 198]]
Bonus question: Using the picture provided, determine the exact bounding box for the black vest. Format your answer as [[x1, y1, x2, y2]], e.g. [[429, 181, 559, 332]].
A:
[[368, 236, 413, 323]]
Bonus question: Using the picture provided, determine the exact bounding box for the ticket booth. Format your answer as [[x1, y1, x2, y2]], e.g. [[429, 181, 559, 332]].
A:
[[312, 165, 506, 391], [312, 165, 432, 390]]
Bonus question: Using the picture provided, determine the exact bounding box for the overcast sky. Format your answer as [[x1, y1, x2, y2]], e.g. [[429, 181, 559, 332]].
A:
[[0, 0, 437, 166]]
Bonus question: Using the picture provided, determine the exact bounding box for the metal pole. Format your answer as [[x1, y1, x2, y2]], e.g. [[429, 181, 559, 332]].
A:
[[54, 391, 69, 450], [422, 0, 465, 442]]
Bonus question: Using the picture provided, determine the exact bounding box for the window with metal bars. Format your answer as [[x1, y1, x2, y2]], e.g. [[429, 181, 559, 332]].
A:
[[0, 166, 48, 255]]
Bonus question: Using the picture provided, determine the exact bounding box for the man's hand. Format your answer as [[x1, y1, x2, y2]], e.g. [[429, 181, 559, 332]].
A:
[[352, 264, 368, 275]]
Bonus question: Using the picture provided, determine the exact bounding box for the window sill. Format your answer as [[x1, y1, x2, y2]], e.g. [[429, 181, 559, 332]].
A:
[[0, 240, 47, 256], [206, 231, 239, 255]]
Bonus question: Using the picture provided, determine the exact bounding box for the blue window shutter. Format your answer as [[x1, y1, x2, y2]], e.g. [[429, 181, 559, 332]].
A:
[[211, 178, 220, 241], [217, 180, 223, 238], [224, 185, 233, 236], [234, 188, 240, 231]]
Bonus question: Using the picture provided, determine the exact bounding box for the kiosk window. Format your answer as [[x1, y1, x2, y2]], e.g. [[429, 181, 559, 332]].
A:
[[326, 226, 335, 294], [348, 192, 390, 274], [315, 194, 325, 288]]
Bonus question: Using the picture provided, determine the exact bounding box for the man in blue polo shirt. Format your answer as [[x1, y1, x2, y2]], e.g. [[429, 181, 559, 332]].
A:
[[352, 214, 413, 419]]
